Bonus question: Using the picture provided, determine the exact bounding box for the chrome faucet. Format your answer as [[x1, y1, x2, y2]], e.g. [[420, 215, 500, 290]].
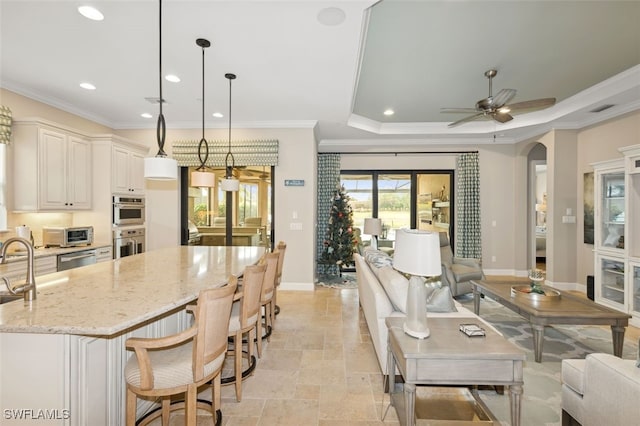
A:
[[0, 237, 37, 302]]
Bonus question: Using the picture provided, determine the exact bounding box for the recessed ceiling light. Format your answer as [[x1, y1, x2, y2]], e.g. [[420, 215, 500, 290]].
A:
[[80, 82, 96, 90], [141, 113, 153, 119], [78, 6, 104, 21], [212, 112, 224, 118], [165, 74, 180, 83], [317, 7, 346, 26], [383, 109, 394, 116]]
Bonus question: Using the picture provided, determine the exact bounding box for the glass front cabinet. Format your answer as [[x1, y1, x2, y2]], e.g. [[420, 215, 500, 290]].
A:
[[593, 146, 640, 326]]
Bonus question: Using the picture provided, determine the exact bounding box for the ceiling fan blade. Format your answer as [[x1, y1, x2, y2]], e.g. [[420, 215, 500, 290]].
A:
[[448, 112, 485, 127], [492, 112, 513, 123], [507, 98, 556, 112], [440, 107, 478, 114], [491, 88, 517, 108]]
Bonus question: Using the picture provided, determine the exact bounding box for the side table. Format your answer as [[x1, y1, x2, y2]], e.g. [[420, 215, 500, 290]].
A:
[[386, 317, 525, 426]]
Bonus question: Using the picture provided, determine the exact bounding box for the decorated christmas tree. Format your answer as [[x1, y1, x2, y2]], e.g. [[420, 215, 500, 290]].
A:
[[320, 185, 356, 273]]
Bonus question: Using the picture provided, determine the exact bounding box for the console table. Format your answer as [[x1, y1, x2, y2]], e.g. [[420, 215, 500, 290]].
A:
[[386, 317, 525, 426]]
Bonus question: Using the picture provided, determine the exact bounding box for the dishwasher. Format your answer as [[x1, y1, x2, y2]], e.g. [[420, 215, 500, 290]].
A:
[[57, 249, 97, 271]]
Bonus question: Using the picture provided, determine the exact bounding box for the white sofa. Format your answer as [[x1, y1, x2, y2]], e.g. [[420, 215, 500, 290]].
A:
[[561, 353, 640, 426], [354, 251, 489, 375]]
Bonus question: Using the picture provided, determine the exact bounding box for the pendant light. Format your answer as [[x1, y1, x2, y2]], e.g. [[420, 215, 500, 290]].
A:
[[144, 0, 178, 180], [220, 73, 239, 191], [190, 38, 215, 187]]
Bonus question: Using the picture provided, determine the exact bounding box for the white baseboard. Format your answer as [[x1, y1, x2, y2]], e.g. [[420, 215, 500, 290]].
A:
[[280, 281, 314, 291]]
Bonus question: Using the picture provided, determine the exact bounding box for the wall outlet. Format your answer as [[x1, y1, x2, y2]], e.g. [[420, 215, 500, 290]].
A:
[[562, 215, 576, 224]]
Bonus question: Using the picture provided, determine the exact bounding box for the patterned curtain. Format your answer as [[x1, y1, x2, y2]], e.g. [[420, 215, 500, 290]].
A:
[[0, 106, 12, 144], [317, 153, 341, 275], [455, 153, 481, 258]]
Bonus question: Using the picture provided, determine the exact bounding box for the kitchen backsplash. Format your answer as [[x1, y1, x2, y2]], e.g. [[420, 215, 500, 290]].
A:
[[5, 212, 74, 247]]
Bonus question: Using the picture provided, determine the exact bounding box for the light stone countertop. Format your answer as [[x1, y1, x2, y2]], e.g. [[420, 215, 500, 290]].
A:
[[0, 245, 265, 336]]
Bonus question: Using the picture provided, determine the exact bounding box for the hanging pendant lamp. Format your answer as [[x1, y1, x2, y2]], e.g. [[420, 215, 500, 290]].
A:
[[220, 73, 239, 192], [144, 0, 178, 180], [190, 38, 215, 188]]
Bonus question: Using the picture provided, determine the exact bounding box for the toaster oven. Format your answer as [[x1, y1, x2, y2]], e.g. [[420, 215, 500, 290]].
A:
[[42, 226, 94, 248]]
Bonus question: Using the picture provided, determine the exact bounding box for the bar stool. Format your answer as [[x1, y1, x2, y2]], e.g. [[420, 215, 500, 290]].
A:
[[256, 251, 279, 358], [124, 282, 237, 426], [223, 263, 266, 401], [273, 241, 287, 316]]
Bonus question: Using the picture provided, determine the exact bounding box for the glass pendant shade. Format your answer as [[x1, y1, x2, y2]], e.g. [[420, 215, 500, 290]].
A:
[[191, 170, 215, 187], [144, 156, 177, 180], [220, 177, 239, 192]]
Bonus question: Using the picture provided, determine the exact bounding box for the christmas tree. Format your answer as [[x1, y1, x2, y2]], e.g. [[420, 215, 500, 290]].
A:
[[320, 184, 356, 273]]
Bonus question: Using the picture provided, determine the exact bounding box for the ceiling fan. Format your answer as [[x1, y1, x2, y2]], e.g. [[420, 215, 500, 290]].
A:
[[441, 69, 556, 127]]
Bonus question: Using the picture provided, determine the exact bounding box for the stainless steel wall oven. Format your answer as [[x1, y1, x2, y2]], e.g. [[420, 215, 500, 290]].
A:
[[113, 228, 145, 259], [112, 196, 145, 226]]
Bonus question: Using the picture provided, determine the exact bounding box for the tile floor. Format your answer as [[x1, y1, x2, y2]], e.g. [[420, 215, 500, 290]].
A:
[[218, 287, 396, 425]]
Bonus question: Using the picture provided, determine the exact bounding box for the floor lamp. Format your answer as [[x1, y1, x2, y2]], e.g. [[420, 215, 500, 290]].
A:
[[393, 229, 442, 339], [363, 218, 382, 250]]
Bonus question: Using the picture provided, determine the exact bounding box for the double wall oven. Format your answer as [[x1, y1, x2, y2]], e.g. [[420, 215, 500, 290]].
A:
[[112, 196, 146, 259]]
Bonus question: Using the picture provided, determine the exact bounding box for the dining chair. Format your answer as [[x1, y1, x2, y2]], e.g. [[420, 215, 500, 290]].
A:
[[124, 281, 237, 426]]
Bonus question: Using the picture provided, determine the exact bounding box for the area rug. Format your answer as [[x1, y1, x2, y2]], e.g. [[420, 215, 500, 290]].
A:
[[316, 272, 358, 289], [456, 294, 638, 426]]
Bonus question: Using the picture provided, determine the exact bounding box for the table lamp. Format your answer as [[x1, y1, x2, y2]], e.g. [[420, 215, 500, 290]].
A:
[[393, 229, 442, 339], [363, 218, 382, 250]]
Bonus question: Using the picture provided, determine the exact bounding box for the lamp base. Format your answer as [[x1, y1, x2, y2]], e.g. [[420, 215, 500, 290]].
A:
[[403, 322, 430, 339]]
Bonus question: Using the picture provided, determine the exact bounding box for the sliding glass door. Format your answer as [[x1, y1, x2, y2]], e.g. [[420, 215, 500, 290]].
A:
[[341, 170, 453, 245]]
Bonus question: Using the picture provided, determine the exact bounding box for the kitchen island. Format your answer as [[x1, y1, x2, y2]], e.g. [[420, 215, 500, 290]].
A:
[[0, 245, 265, 425]]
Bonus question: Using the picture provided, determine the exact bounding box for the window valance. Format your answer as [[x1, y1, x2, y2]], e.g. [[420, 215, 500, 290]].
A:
[[172, 139, 278, 167], [0, 106, 12, 145]]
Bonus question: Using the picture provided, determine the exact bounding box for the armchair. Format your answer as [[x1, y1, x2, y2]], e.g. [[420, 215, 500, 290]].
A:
[[438, 232, 484, 296]]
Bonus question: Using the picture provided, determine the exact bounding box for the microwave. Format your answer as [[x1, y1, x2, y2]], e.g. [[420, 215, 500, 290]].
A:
[[113, 196, 145, 226], [43, 226, 94, 248]]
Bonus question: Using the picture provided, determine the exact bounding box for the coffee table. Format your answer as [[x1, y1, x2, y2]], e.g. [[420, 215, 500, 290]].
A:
[[471, 280, 631, 363], [386, 317, 525, 426]]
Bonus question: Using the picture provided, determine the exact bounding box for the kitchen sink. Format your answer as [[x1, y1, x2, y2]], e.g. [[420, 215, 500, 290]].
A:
[[0, 293, 23, 304]]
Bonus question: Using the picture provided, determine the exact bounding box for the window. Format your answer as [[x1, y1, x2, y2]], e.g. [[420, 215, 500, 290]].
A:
[[239, 182, 258, 224]]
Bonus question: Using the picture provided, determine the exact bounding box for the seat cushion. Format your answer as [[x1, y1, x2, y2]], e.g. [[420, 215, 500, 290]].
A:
[[562, 358, 586, 395], [450, 263, 483, 282], [125, 343, 225, 390], [376, 266, 408, 313]]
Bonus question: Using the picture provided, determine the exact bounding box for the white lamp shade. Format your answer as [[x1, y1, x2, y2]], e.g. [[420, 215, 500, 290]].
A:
[[220, 177, 239, 191], [144, 156, 178, 180], [393, 229, 442, 277], [363, 218, 382, 235], [191, 170, 216, 187]]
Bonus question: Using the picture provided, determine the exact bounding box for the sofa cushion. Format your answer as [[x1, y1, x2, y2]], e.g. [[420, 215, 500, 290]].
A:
[[562, 358, 586, 396], [376, 266, 408, 313], [426, 285, 458, 313]]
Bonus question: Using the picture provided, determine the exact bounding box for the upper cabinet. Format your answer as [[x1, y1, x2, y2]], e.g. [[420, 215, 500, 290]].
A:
[[12, 119, 92, 211], [112, 144, 146, 195]]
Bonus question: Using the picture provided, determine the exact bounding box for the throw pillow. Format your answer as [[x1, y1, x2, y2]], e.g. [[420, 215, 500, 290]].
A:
[[376, 266, 408, 313], [363, 248, 393, 269], [426, 285, 458, 313]]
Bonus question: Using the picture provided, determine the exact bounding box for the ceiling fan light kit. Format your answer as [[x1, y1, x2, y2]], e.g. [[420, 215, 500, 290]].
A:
[[442, 69, 556, 127]]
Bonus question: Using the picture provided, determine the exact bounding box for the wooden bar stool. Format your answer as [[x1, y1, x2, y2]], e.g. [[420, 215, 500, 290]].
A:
[[124, 282, 237, 426]]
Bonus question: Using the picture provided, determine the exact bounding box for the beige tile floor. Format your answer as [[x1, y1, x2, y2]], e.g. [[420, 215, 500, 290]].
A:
[[150, 283, 640, 425]]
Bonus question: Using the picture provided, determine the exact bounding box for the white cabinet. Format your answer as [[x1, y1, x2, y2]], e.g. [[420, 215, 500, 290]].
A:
[[95, 246, 113, 262], [12, 120, 92, 211], [0, 255, 57, 291], [112, 144, 146, 195], [593, 146, 640, 327]]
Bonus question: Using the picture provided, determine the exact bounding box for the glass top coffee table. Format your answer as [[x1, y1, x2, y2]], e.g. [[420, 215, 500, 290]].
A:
[[471, 280, 631, 363]]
